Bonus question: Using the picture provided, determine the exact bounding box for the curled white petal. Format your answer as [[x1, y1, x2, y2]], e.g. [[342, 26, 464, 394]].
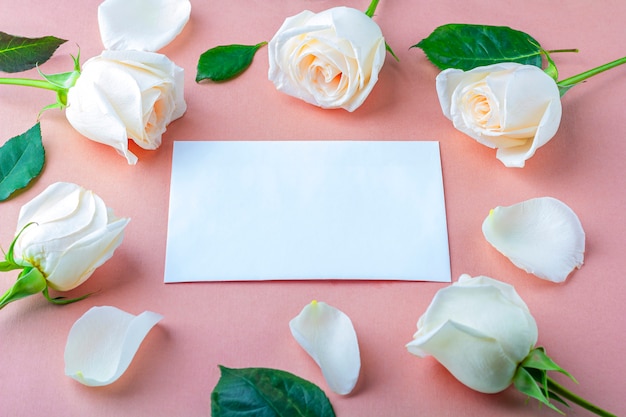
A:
[[98, 0, 191, 52], [482, 197, 585, 283], [65, 306, 163, 386], [289, 301, 360, 395]]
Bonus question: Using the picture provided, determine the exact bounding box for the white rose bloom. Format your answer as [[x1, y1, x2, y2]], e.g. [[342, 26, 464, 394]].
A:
[[12, 182, 130, 292], [406, 274, 538, 394], [436, 63, 562, 167], [66, 50, 186, 164], [268, 6, 386, 112]]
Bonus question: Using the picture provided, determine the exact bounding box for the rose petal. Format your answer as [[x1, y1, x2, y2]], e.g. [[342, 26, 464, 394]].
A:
[[482, 197, 585, 282], [98, 0, 191, 52], [64, 306, 163, 386], [407, 320, 521, 394], [289, 300, 360, 395]]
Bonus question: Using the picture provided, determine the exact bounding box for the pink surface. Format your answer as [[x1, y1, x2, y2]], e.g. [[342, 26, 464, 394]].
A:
[[1, 0, 625, 416]]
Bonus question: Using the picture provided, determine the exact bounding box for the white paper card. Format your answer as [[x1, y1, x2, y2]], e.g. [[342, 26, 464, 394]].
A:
[[164, 141, 450, 282]]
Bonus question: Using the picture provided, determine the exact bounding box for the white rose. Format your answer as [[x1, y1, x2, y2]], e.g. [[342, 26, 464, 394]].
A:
[[268, 6, 386, 112], [12, 182, 130, 291], [406, 274, 538, 393], [437, 63, 562, 167], [65, 50, 186, 164]]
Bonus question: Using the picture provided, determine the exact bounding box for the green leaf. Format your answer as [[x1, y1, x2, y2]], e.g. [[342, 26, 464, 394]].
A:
[[211, 366, 336, 417], [0, 123, 45, 201], [413, 23, 543, 71], [196, 42, 267, 83], [0, 32, 66, 73]]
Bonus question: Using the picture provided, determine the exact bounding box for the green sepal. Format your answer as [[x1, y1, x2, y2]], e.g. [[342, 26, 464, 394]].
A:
[[0, 32, 66, 73], [211, 365, 336, 417], [413, 23, 543, 71], [0, 266, 46, 310], [37, 51, 81, 109], [541, 49, 559, 81], [0, 123, 45, 202], [521, 347, 577, 384], [196, 42, 267, 83], [386, 42, 399, 62], [513, 366, 564, 414], [42, 286, 93, 305], [4, 222, 36, 265], [0, 260, 21, 272]]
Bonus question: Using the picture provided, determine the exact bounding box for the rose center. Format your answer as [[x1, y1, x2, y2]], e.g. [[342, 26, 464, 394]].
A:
[[461, 82, 501, 131]]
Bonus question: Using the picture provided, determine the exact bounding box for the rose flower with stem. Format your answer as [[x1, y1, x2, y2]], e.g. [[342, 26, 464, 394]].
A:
[[0, 182, 129, 309], [407, 274, 616, 416], [415, 24, 626, 167]]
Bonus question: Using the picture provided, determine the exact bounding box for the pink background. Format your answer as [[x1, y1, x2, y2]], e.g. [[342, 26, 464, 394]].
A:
[[1, 0, 625, 415]]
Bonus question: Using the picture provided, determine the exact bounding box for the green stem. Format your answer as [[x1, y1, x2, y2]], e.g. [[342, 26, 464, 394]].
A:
[[546, 48, 579, 54], [546, 377, 617, 417], [558, 56, 626, 88], [0, 77, 60, 92], [365, 0, 380, 17]]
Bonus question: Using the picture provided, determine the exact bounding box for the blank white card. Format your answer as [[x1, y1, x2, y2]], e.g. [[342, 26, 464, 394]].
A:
[[164, 141, 450, 282]]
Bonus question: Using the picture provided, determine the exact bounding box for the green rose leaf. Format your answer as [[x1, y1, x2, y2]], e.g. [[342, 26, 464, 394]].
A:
[[211, 366, 336, 417], [413, 24, 543, 71], [196, 42, 267, 83], [0, 32, 66, 73], [0, 123, 45, 201]]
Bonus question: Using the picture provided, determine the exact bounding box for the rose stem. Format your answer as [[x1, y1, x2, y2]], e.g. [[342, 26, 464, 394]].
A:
[[558, 55, 626, 88], [546, 377, 617, 417], [365, 0, 380, 17]]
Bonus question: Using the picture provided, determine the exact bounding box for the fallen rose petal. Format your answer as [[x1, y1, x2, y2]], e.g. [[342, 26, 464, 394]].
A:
[[289, 300, 360, 395], [64, 306, 163, 386], [98, 0, 191, 52], [482, 197, 585, 283]]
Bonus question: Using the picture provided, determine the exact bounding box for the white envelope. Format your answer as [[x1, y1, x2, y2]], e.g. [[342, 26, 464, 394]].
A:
[[164, 141, 450, 282]]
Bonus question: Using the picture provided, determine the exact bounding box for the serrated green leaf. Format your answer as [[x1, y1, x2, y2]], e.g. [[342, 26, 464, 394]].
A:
[[211, 366, 336, 417], [413, 24, 543, 71], [196, 42, 267, 83], [0, 32, 66, 73], [0, 123, 45, 201]]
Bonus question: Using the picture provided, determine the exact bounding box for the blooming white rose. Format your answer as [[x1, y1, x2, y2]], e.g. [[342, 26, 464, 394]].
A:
[[66, 50, 186, 164], [12, 182, 130, 291], [268, 6, 386, 112], [436, 63, 562, 167], [406, 274, 538, 394]]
